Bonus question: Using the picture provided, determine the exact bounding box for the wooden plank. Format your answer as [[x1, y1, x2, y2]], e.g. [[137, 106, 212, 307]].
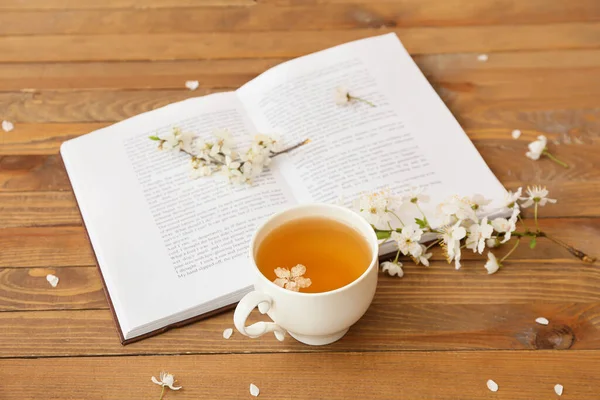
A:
[[0, 192, 80, 228], [0, 226, 92, 268], [1, 24, 600, 62], [1, 1, 599, 35], [1, 301, 599, 357], [2, 255, 600, 312], [2, 218, 596, 268], [2, 351, 600, 399], [2, 51, 600, 91], [0, 267, 105, 311], [0, 0, 255, 10], [0, 155, 69, 192]]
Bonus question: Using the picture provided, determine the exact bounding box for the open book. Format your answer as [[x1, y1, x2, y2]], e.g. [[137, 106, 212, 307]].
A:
[[61, 33, 507, 344]]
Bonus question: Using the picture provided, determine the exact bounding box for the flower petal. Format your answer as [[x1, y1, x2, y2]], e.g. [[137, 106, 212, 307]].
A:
[[46, 274, 59, 288], [486, 379, 499, 392], [222, 328, 233, 339], [535, 317, 549, 325], [511, 129, 521, 139], [167, 384, 182, 391], [274, 267, 290, 279], [151, 376, 162, 386], [273, 278, 287, 288], [295, 277, 312, 289], [2, 120, 14, 132], [185, 80, 199, 91], [554, 384, 563, 396], [250, 383, 260, 397], [290, 264, 306, 278]]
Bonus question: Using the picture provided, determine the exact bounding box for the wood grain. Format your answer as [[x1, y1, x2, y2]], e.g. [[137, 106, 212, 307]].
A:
[[2, 24, 600, 62], [2, 218, 595, 268], [1, 302, 599, 357], [1, 1, 599, 35], [2, 258, 600, 313], [0, 0, 255, 10], [2, 351, 600, 399]]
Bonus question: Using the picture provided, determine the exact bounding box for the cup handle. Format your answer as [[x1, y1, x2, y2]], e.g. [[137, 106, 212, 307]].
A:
[[234, 291, 286, 341]]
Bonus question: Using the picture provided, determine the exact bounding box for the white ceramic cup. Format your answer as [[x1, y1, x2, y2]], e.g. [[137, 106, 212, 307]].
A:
[[233, 203, 379, 346]]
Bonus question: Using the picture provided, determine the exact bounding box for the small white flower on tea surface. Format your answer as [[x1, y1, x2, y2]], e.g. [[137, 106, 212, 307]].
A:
[[535, 317, 549, 325], [2, 120, 14, 132], [477, 54, 489, 62], [511, 129, 521, 139], [381, 261, 403, 277], [520, 186, 556, 208], [46, 274, 59, 288], [185, 80, 199, 91], [334, 86, 351, 105], [466, 217, 494, 254], [223, 328, 233, 339], [273, 264, 312, 292], [391, 225, 423, 258], [526, 135, 547, 160], [250, 383, 260, 397], [151, 371, 182, 391], [439, 220, 467, 269], [486, 379, 499, 392], [484, 252, 500, 275], [554, 384, 564, 396]]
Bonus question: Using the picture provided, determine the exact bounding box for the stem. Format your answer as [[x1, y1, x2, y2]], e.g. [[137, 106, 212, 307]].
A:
[[517, 214, 530, 231], [349, 95, 376, 107], [393, 248, 401, 263], [543, 150, 569, 168], [534, 202, 539, 232], [415, 202, 427, 220], [387, 210, 406, 226], [158, 386, 166, 400], [425, 238, 442, 251], [500, 239, 521, 263], [537, 232, 596, 263], [270, 139, 310, 157]]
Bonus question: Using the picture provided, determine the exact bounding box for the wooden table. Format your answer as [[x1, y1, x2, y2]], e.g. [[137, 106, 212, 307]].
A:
[[1, 1, 599, 398]]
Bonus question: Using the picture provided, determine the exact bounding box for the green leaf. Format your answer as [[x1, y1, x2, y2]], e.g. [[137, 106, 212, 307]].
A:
[[415, 218, 428, 229], [376, 230, 391, 240], [529, 237, 537, 249], [149, 135, 161, 141]]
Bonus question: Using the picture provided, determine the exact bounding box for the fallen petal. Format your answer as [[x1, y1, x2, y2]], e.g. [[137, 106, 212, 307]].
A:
[[46, 274, 59, 288], [477, 54, 489, 62], [2, 120, 14, 132], [487, 379, 499, 392], [223, 328, 233, 339], [250, 383, 260, 397], [185, 80, 199, 91], [554, 384, 563, 396], [535, 317, 549, 325], [274, 330, 285, 342], [511, 129, 521, 139]]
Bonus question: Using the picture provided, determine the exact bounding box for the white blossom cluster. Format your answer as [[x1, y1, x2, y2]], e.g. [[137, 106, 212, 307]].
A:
[[355, 185, 558, 277], [151, 128, 281, 184]]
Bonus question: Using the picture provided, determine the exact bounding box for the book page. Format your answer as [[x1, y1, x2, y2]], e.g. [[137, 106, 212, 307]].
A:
[[238, 33, 507, 226], [61, 92, 297, 338]]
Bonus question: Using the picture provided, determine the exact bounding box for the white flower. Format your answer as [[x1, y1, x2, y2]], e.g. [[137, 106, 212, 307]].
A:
[[159, 127, 193, 151], [151, 372, 182, 391], [2, 120, 14, 132], [334, 86, 350, 105], [381, 261, 403, 277], [210, 128, 234, 159], [466, 217, 494, 254], [356, 190, 401, 228], [491, 208, 518, 243], [250, 383, 260, 397], [503, 187, 522, 209], [439, 220, 467, 269], [273, 264, 311, 292], [403, 186, 430, 204], [535, 317, 549, 325], [511, 129, 521, 139], [221, 155, 244, 183], [253, 134, 279, 153], [554, 384, 563, 396], [486, 238, 499, 248], [520, 186, 557, 208], [526, 135, 547, 160], [469, 194, 492, 211], [185, 80, 199, 91], [415, 244, 432, 266], [222, 328, 233, 339], [484, 252, 500, 274], [46, 274, 59, 287], [486, 379, 499, 392], [437, 195, 477, 225], [477, 54, 488, 62], [391, 225, 423, 258]]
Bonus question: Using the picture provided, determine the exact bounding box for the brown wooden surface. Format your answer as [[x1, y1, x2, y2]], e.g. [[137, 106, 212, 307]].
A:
[[0, 1, 599, 398]]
